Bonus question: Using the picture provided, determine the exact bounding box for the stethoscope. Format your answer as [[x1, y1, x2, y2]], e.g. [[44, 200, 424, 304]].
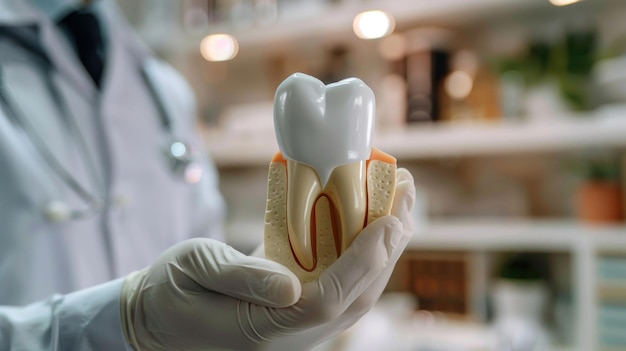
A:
[[0, 57, 203, 223]]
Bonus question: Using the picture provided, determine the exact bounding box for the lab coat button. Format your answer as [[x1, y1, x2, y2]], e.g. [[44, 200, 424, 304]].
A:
[[44, 201, 71, 222], [113, 194, 128, 207]]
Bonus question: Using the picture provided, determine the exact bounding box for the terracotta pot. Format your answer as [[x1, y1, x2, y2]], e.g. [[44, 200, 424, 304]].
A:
[[576, 181, 624, 224]]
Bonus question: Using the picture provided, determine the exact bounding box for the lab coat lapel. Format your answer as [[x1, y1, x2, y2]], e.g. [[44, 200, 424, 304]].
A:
[[37, 15, 98, 101], [0, 1, 96, 101]]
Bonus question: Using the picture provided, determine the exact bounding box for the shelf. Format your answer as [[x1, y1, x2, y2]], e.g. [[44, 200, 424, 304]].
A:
[[150, 0, 548, 53], [145, 0, 607, 54], [203, 110, 626, 167], [594, 233, 626, 252], [408, 219, 626, 251], [223, 216, 626, 253], [376, 113, 626, 160]]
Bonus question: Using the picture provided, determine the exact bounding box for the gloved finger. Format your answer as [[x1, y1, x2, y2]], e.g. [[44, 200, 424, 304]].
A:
[[278, 212, 414, 349], [330, 208, 413, 330], [300, 216, 408, 324], [170, 238, 301, 307], [337, 231, 408, 326], [295, 172, 415, 343], [315, 216, 405, 302], [391, 168, 416, 234], [332, 168, 413, 319]]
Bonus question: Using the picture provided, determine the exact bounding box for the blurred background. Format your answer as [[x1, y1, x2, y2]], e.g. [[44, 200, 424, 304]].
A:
[[119, 0, 626, 350]]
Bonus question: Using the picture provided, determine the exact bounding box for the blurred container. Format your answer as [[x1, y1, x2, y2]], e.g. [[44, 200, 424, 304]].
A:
[[599, 303, 626, 348], [597, 256, 626, 282], [524, 79, 572, 121], [406, 252, 469, 315], [405, 49, 449, 123], [572, 153, 624, 225], [492, 280, 551, 351], [576, 181, 623, 224], [593, 55, 626, 105], [491, 253, 552, 351]]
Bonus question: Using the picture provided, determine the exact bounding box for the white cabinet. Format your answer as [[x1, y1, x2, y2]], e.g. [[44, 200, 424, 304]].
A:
[[206, 110, 626, 350]]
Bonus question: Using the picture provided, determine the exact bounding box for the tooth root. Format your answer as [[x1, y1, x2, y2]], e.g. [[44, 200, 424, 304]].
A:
[[314, 196, 337, 271], [286, 160, 321, 270], [324, 161, 367, 253]]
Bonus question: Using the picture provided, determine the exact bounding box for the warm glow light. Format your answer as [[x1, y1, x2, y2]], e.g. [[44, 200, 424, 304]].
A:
[[184, 163, 204, 184], [548, 0, 583, 6], [353, 10, 395, 39], [445, 70, 473, 100], [200, 34, 239, 62]]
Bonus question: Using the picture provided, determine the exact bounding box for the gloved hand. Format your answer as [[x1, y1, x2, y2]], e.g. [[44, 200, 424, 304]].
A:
[[120, 168, 415, 351]]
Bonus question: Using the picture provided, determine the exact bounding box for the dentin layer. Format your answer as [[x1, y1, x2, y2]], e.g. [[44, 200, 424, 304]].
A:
[[286, 160, 367, 270]]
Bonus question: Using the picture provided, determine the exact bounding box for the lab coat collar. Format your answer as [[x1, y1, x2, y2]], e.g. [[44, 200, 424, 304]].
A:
[[28, 0, 89, 21], [0, 0, 99, 23], [0, 0, 41, 24], [0, 0, 92, 67]]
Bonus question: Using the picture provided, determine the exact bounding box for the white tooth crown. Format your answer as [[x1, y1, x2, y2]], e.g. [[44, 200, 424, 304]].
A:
[[274, 73, 375, 187], [265, 73, 396, 282]]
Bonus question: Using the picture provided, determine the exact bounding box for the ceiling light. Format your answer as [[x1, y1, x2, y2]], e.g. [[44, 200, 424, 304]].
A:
[[353, 10, 395, 40], [200, 34, 239, 62], [548, 0, 583, 6]]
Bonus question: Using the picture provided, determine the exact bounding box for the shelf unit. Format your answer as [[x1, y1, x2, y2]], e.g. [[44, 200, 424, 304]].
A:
[[190, 0, 626, 349], [408, 220, 626, 351], [209, 0, 550, 49], [146, 0, 557, 53], [208, 111, 626, 350]]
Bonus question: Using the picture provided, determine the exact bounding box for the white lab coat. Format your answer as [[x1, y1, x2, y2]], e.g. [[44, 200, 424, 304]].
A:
[[0, 0, 225, 349]]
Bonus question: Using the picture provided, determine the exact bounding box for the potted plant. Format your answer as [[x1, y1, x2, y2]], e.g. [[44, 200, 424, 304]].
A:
[[496, 28, 597, 118], [575, 155, 624, 224]]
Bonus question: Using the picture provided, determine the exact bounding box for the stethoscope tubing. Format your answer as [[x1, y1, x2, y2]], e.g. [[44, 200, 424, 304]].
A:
[[0, 52, 196, 221], [0, 67, 103, 208]]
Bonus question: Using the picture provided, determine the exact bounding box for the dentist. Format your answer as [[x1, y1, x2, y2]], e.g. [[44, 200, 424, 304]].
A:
[[0, 0, 416, 350]]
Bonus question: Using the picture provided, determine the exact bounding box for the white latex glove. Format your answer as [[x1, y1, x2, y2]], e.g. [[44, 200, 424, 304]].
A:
[[120, 168, 415, 351]]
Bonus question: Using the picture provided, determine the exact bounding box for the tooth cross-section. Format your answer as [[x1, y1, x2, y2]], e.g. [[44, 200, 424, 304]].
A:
[[264, 150, 396, 282], [286, 160, 366, 270]]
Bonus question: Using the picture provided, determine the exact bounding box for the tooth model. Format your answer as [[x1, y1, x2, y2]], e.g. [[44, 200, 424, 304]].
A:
[[264, 73, 397, 282]]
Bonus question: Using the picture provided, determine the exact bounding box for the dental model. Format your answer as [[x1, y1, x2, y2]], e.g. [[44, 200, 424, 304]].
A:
[[264, 73, 397, 282]]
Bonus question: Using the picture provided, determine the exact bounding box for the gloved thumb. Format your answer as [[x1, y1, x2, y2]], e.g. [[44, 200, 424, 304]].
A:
[[158, 238, 302, 307]]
